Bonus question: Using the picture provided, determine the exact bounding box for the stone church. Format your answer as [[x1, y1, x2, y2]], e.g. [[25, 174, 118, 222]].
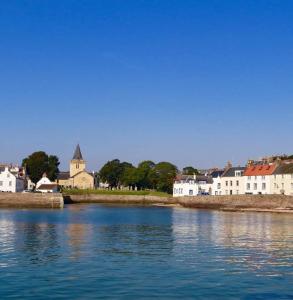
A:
[[56, 144, 94, 189]]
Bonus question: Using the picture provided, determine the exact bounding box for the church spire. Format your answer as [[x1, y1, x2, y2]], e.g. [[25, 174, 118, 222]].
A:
[[72, 144, 83, 160]]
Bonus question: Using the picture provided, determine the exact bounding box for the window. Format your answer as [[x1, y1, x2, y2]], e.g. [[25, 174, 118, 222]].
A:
[[254, 183, 257, 190], [248, 176, 251, 180], [215, 191, 218, 195], [189, 190, 193, 196], [9, 181, 12, 186], [225, 190, 228, 195], [262, 183, 266, 190], [235, 171, 242, 177], [230, 181, 233, 186], [255, 176, 257, 180], [282, 183, 284, 189], [274, 175, 276, 180], [247, 183, 250, 190], [282, 174, 284, 179], [262, 176, 265, 180], [7, 173, 10, 178], [217, 183, 221, 189], [274, 183, 277, 189], [236, 190, 239, 194], [0, 181, 2, 186], [173, 188, 177, 194], [236, 180, 239, 186], [291, 174, 293, 179], [291, 183, 293, 190], [226, 181, 228, 187]]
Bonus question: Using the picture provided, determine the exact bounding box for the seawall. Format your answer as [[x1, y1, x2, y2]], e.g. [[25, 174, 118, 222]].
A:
[[65, 194, 293, 213], [0, 193, 64, 208], [64, 194, 175, 205]]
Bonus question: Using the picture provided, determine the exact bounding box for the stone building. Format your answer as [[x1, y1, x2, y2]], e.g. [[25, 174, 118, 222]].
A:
[[55, 145, 94, 189]]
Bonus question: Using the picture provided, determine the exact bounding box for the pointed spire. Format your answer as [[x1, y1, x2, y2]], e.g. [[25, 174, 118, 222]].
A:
[[72, 144, 83, 160]]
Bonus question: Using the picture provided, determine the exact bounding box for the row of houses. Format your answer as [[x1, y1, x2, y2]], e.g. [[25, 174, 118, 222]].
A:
[[173, 161, 293, 197]]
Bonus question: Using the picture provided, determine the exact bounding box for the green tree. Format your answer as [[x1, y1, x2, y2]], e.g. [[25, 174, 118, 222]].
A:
[[22, 151, 60, 184], [99, 160, 135, 189], [152, 162, 178, 194], [99, 159, 122, 189], [136, 160, 156, 189], [182, 166, 199, 175]]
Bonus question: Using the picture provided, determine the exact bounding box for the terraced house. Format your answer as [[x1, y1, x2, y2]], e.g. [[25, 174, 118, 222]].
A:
[[220, 166, 246, 195], [243, 164, 277, 195], [272, 162, 293, 196]]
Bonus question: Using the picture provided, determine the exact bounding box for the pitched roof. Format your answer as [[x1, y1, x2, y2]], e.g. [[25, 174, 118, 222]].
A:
[[37, 183, 58, 190], [222, 167, 246, 177], [72, 144, 83, 160], [210, 170, 224, 178], [57, 172, 70, 180], [274, 163, 293, 175], [244, 164, 277, 176]]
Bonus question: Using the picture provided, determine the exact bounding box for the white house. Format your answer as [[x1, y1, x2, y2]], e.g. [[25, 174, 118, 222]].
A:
[[0, 166, 24, 192], [243, 164, 276, 195], [36, 173, 58, 193], [220, 167, 245, 195], [210, 170, 224, 195], [173, 174, 213, 197], [271, 162, 293, 196]]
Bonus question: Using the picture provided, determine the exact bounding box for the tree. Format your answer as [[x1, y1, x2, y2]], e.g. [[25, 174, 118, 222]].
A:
[[136, 160, 156, 189], [152, 162, 178, 194], [22, 151, 60, 184], [99, 159, 122, 189], [182, 166, 199, 175], [99, 160, 135, 189]]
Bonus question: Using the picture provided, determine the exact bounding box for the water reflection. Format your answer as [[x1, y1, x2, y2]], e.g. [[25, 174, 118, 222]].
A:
[[171, 208, 293, 274]]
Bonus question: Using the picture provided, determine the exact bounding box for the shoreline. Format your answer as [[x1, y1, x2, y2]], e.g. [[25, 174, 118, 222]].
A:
[[0, 193, 293, 213], [65, 194, 293, 214]]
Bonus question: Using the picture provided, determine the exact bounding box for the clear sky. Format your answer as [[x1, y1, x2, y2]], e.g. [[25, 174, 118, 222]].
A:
[[1, 0, 293, 171]]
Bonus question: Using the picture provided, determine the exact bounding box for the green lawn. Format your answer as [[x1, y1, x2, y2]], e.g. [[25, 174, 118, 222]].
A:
[[62, 188, 170, 197]]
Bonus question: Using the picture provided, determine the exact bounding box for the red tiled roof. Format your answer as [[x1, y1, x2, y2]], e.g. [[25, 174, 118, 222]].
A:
[[244, 164, 277, 176]]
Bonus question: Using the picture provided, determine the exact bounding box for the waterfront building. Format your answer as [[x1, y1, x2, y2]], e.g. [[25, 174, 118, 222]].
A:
[[272, 162, 293, 196], [36, 173, 58, 193], [220, 166, 245, 195], [173, 174, 212, 197], [243, 164, 277, 195], [55, 144, 94, 189], [210, 170, 224, 195], [0, 166, 24, 192]]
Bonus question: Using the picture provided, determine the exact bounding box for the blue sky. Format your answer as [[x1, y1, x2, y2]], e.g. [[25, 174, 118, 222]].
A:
[[1, 0, 293, 171]]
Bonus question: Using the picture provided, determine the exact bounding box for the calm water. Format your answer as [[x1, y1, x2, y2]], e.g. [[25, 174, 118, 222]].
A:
[[0, 205, 293, 299]]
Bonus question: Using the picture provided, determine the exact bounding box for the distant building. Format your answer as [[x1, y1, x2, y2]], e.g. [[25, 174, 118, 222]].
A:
[[55, 144, 94, 189], [173, 174, 212, 197], [221, 166, 245, 195], [36, 173, 58, 193], [0, 166, 24, 192], [272, 162, 293, 195], [243, 164, 277, 195], [210, 170, 224, 195]]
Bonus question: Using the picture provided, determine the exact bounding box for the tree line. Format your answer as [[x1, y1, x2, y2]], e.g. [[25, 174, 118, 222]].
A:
[[21, 151, 200, 194]]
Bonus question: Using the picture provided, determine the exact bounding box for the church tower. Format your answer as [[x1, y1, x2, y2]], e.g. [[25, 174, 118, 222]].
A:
[[70, 144, 86, 177]]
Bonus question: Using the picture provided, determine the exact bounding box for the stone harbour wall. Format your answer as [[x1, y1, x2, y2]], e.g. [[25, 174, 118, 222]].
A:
[[0, 193, 64, 208]]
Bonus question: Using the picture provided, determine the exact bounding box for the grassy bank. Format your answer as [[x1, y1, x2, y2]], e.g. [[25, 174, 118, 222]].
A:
[[62, 189, 170, 197]]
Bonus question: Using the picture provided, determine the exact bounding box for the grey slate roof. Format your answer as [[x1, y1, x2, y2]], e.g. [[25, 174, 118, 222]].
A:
[[57, 172, 70, 180], [274, 163, 293, 175], [210, 170, 224, 178], [72, 144, 83, 160], [222, 167, 246, 177]]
